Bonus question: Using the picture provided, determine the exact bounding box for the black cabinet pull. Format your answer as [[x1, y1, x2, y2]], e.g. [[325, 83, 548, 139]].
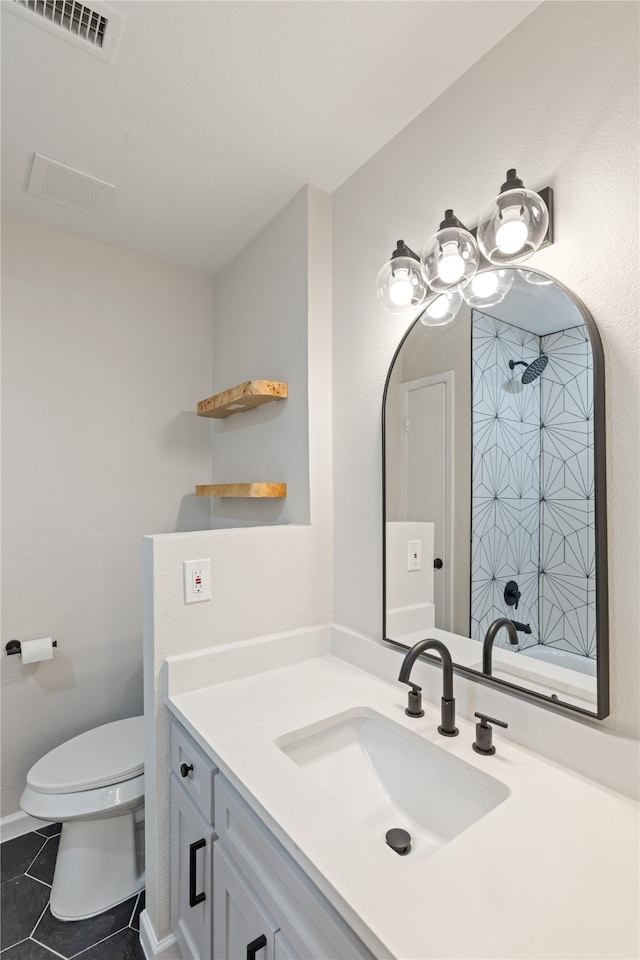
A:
[[246, 934, 267, 959], [180, 762, 193, 778], [188, 838, 206, 907]]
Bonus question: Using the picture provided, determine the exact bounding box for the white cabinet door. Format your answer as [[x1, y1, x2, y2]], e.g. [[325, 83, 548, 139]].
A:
[[213, 843, 277, 960], [274, 931, 298, 960], [215, 776, 374, 960], [171, 776, 215, 960]]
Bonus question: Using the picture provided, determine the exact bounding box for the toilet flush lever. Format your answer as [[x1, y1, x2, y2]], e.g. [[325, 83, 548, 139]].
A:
[[180, 763, 194, 778]]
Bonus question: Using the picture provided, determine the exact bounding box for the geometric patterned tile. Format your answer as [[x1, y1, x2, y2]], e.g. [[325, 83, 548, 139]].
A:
[[0, 875, 51, 950], [1, 834, 47, 884], [72, 926, 146, 959], [130, 891, 145, 933], [471, 310, 596, 668], [0, 831, 145, 960], [32, 896, 138, 959], [34, 824, 62, 840], [26, 836, 60, 887], [0, 938, 61, 959]]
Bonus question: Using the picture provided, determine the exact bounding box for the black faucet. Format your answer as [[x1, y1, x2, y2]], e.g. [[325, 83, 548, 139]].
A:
[[482, 618, 519, 675], [398, 639, 458, 737]]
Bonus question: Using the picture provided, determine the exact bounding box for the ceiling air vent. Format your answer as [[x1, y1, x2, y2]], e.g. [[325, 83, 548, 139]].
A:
[[27, 153, 116, 217], [8, 0, 126, 64]]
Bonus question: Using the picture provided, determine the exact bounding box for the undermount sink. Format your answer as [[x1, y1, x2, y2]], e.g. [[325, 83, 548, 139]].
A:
[[276, 707, 509, 861]]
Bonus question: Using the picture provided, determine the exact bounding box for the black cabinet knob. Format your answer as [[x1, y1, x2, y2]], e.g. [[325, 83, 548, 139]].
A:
[[434, 558, 443, 569], [180, 762, 194, 778]]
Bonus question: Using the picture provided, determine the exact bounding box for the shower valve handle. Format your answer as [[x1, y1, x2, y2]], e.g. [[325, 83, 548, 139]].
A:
[[504, 580, 521, 609]]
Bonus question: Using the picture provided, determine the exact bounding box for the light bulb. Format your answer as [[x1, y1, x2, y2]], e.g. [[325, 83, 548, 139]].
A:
[[496, 209, 528, 254], [477, 171, 550, 266], [376, 242, 429, 316], [461, 268, 513, 308], [421, 211, 479, 292], [389, 269, 413, 306], [426, 294, 450, 320], [420, 289, 462, 326], [437, 241, 465, 284], [470, 272, 499, 298]]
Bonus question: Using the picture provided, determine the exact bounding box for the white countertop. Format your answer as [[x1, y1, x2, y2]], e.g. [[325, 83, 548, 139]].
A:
[[166, 638, 639, 959]]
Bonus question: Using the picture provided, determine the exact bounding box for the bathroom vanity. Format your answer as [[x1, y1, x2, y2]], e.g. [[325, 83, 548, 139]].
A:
[[165, 630, 639, 960], [170, 719, 371, 960]]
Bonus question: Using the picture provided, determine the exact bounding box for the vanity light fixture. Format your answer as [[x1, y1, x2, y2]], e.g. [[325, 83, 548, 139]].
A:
[[420, 289, 463, 326], [376, 239, 429, 316], [421, 209, 480, 292], [376, 169, 552, 316], [461, 268, 513, 308], [477, 169, 549, 264]]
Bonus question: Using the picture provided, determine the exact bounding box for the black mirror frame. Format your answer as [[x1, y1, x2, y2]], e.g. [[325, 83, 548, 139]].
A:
[[382, 270, 609, 720]]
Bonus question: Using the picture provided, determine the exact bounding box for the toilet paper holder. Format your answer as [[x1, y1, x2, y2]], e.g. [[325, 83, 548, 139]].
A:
[[5, 639, 58, 656]]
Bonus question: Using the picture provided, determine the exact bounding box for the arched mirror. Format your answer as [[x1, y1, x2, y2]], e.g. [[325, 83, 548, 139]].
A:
[[383, 268, 609, 719]]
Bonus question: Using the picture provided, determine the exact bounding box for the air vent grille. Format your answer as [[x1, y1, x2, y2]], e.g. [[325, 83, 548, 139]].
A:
[[13, 0, 107, 48], [7, 0, 126, 63], [27, 153, 116, 217]]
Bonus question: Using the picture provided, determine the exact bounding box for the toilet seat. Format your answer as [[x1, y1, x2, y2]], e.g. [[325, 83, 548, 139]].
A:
[[20, 773, 145, 822], [26, 716, 144, 794]]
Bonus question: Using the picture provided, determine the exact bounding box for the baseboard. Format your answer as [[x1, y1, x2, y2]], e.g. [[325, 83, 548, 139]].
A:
[[1, 811, 52, 843], [139, 909, 181, 960]]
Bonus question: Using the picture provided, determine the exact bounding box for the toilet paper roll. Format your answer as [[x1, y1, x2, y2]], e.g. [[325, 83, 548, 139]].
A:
[[20, 637, 55, 664]]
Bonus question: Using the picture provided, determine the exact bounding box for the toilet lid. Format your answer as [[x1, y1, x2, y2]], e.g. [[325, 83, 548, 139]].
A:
[[27, 717, 144, 794]]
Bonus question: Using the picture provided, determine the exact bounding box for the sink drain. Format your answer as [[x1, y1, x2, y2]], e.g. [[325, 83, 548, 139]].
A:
[[385, 828, 411, 856]]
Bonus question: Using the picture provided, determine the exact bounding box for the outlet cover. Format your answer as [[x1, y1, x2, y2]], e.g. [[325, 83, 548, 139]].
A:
[[183, 559, 211, 603]]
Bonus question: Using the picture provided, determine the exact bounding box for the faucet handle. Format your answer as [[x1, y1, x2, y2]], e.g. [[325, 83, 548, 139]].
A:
[[404, 682, 424, 718], [473, 712, 508, 756]]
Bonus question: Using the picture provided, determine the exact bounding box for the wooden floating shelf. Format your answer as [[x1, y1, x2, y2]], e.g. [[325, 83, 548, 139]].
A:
[[195, 483, 287, 499], [197, 380, 288, 419]]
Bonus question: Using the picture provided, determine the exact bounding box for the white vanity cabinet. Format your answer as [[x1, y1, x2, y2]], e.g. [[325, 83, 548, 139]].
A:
[[213, 776, 374, 960], [212, 843, 278, 960], [170, 723, 218, 960], [170, 719, 374, 960]]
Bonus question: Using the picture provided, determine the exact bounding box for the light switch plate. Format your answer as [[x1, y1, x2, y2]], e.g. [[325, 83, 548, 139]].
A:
[[183, 559, 211, 603]]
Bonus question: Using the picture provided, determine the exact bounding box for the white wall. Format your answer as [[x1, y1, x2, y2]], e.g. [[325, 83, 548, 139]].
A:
[[143, 186, 332, 942], [387, 306, 472, 636], [332, 1, 640, 737], [385, 522, 434, 612], [1, 217, 213, 817], [208, 188, 310, 526]]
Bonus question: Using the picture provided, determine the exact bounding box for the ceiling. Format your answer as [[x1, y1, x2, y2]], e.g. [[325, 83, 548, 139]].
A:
[[1, 0, 539, 276], [488, 270, 587, 335]]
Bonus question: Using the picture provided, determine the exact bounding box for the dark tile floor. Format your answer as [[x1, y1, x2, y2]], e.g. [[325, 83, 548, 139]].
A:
[[1, 825, 145, 959]]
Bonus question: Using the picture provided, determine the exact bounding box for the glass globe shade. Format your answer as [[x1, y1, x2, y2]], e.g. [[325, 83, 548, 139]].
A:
[[477, 186, 549, 265], [461, 269, 514, 308], [376, 255, 429, 316], [420, 289, 462, 327], [518, 269, 554, 286], [422, 224, 479, 293]]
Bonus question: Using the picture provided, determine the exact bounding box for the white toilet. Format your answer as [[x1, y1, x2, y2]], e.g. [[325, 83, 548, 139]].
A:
[[20, 716, 145, 921]]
